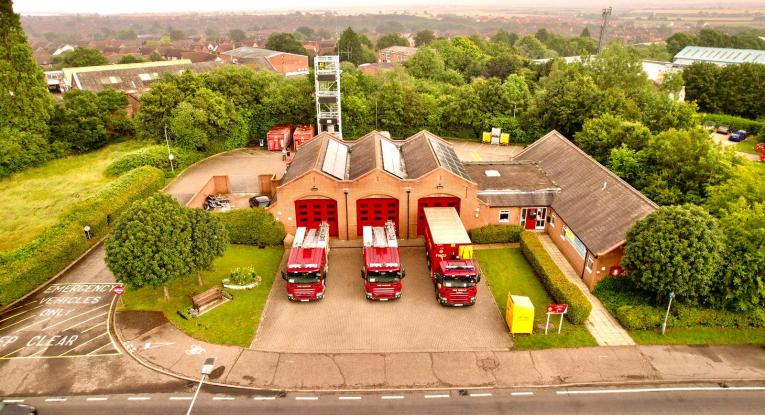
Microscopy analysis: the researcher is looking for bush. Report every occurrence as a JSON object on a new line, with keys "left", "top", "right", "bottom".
{"left": 214, "top": 208, "right": 285, "bottom": 246}
{"left": 519, "top": 232, "right": 592, "bottom": 324}
{"left": 0, "top": 166, "right": 165, "bottom": 307}
{"left": 700, "top": 113, "right": 765, "bottom": 135}
{"left": 0, "top": 128, "right": 53, "bottom": 178}
{"left": 615, "top": 305, "right": 666, "bottom": 330}
{"left": 470, "top": 224, "right": 522, "bottom": 244}
{"left": 105, "top": 145, "right": 203, "bottom": 177}
{"left": 228, "top": 266, "right": 259, "bottom": 286}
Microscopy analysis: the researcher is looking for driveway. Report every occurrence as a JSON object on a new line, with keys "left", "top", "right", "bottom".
{"left": 251, "top": 246, "right": 512, "bottom": 353}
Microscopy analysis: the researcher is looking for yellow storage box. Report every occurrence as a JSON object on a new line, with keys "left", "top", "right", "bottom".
{"left": 482, "top": 132, "right": 492, "bottom": 143}
{"left": 506, "top": 294, "right": 534, "bottom": 334}
{"left": 499, "top": 132, "right": 510, "bottom": 145}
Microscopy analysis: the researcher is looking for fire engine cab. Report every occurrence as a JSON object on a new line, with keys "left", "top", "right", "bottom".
{"left": 361, "top": 221, "right": 405, "bottom": 300}
{"left": 282, "top": 222, "right": 330, "bottom": 302}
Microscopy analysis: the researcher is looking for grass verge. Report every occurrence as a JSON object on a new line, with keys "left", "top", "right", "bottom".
{"left": 735, "top": 136, "right": 762, "bottom": 155}
{"left": 0, "top": 141, "right": 148, "bottom": 252}
{"left": 475, "top": 248, "right": 597, "bottom": 350}
{"left": 631, "top": 327, "right": 765, "bottom": 345}
{"left": 120, "top": 245, "right": 283, "bottom": 347}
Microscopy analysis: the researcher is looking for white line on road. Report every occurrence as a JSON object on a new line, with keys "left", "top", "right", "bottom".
{"left": 127, "top": 396, "right": 151, "bottom": 401}
{"left": 212, "top": 396, "right": 235, "bottom": 401}
{"left": 0, "top": 304, "right": 45, "bottom": 323}
{"left": 469, "top": 393, "right": 493, "bottom": 397}
{"left": 86, "top": 397, "right": 108, "bottom": 401}
{"left": 295, "top": 396, "right": 319, "bottom": 401}
{"left": 169, "top": 396, "right": 192, "bottom": 401}
{"left": 61, "top": 312, "right": 107, "bottom": 332}
{"left": 338, "top": 396, "right": 362, "bottom": 400}
{"left": 381, "top": 395, "right": 405, "bottom": 400}
{"left": 45, "top": 398, "right": 67, "bottom": 402}
{"left": 2, "top": 399, "right": 24, "bottom": 403}
{"left": 424, "top": 394, "right": 450, "bottom": 399}
{"left": 556, "top": 386, "right": 765, "bottom": 395}
{"left": 253, "top": 396, "right": 276, "bottom": 401}
{"left": 512, "top": 392, "right": 535, "bottom": 396}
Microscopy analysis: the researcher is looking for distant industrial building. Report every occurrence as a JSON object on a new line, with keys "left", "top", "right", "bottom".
{"left": 377, "top": 46, "right": 418, "bottom": 64}
{"left": 221, "top": 47, "right": 309, "bottom": 76}
{"left": 672, "top": 46, "right": 765, "bottom": 67}
{"left": 64, "top": 60, "right": 221, "bottom": 93}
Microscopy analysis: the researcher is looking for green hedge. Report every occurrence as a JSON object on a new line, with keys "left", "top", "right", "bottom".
{"left": 470, "top": 224, "right": 522, "bottom": 244}
{"left": 594, "top": 277, "right": 765, "bottom": 330}
{"left": 214, "top": 208, "right": 285, "bottom": 246}
{"left": 105, "top": 145, "right": 203, "bottom": 177}
{"left": 519, "top": 232, "right": 592, "bottom": 324}
{"left": 701, "top": 113, "right": 765, "bottom": 135}
{"left": 0, "top": 166, "right": 165, "bottom": 307}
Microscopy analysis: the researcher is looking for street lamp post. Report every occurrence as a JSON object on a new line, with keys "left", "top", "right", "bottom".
{"left": 164, "top": 124, "right": 175, "bottom": 173}
{"left": 186, "top": 357, "right": 215, "bottom": 415}
{"left": 661, "top": 291, "right": 675, "bottom": 336}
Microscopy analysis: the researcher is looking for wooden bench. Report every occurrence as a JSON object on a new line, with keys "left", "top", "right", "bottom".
{"left": 192, "top": 288, "right": 225, "bottom": 315}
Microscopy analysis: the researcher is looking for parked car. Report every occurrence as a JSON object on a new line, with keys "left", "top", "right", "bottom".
{"left": 729, "top": 130, "right": 748, "bottom": 142}
{"left": 716, "top": 124, "right": 731, "bottom": 134}
{"left": 0, "top": 402, "right": 37, "bottom": 415}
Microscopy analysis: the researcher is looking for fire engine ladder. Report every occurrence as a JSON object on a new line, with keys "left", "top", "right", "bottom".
{"left": 293, "top": 222, "right": 330, "bottom": 249}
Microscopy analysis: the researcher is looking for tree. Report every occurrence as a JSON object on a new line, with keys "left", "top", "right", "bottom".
{"left": 136, "top": 77, "right": 188, "bottom": 140}
{"left": 117, "top": 54, "right": 145, "bottom": 64}
{"left": 105, "top": 193, "right": 194, "bottom": 300}
{"left": 169, "top": 102, "right": 208, "bottom": 150}
{"left": 116, "top": 29, "right": 137, "bottom": 40}
{"left": 608, "top": 144, "right": 644, "bottom": 185}
{"left": 580, "top": 27, "right": 591, "bottom": 38}
{"left": 588, "top": 42, "right": 648, "bottom": 91}
{"left": 187, "top": 208, "right": 228, "bottom": 286}
{"left": 0, "top": 0, "right": 53, "bottom": 136}
{"left": 516, "top": 35, "right": 556, "bottom": 59}
{"left": 717, "top": 200, "right": 765, "bottom": 311}
{"left": 52, "top": 48, "right": 108, "bottom": 68}
{"left": 0, "top": 127, "right": 51, "bottom": 178}
{"left": 49, "top": 90, "right": 109, "bottom": 153}
{"left": 376, "top": 32, "right": 409, "bottom": 50}
{"left": 414, "top": 29, "right": 435, "bottom": 47}
{"left": 376, "top": 21, "right": 404, "bottom": 35}
{"left": 168, "top": 28, "right": 185, "bottom": 41}
{"left": 622, "top": 205, "right": 725, "bottom": 305}
{"left": 705, "top": 163, "right": 765, "bottom": 217}
{"left": 682, "top": 62, "right": 720, "bottom": 113}
{"left": 575, "top": 114, "right": 651, "bottom": 164}
{"left": 265, "top": 32, "right": 307, "bottom": 55}
{"left": 228, "top": 28, "right": 246, "bottom": 42}
{"left": 491, "top": 29, "right": 518, "bottom": 47}
{"left": 485, "top": 52, "right": 524, "bottom": 80}
{"left": 295, "top": 26, "right": 315, "bottom": 40}
{"left": 405, "top": 46, "right": 446, "bottom": 80}
{"left": 666, "top": 32, "right": 697, "bottom": 55}
{"left": 336, "top": 27, "right": 375, "bottom": 65}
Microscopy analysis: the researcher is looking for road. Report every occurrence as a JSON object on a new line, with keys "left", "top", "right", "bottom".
{"left": 5, "top": 385, "right": 764, "bottom": 414}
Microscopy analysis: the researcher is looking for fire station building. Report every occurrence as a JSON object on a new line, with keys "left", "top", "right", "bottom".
{"left": 267, "top": 130, "right": 656, "bottom": 290}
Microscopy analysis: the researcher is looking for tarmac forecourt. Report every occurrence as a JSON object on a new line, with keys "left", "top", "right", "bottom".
{"left": 0, "top": 283, "right": 121, "bottom": 359}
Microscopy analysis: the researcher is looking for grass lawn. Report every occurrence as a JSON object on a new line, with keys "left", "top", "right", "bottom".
{"left": 630, "top": 327, "right": 765, "bottom": 346}
{"left": 475, "top": 248, "right": 597, "bottom": 350}
{"left": 735, "top": 136, "right": 762, "bottom": 155}
{"left": 120, "top": 245, "right": 284, "bottom": 347}
{"left": 0, "top": 140, "right": 148, "bottom": 252}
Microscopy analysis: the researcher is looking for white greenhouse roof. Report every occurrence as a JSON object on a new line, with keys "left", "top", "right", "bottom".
{"left": 673, "top": 46, "right": 765, "bottom": 65}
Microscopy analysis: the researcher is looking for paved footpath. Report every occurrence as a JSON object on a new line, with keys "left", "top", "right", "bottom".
{"left": 538, "top": 235, "right": 636, "bottom": 346}
{"left": 116, "top": 310, "right": 765, "bottom": 391}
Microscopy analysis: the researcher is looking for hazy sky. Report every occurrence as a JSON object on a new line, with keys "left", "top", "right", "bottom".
{"left": 14, "top": 0, "right": 745, "bottom": 15}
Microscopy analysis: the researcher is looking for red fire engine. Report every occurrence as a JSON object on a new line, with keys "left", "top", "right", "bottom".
{"left": 282, "top": 222, "right": 329, "bottom": 302}
{"left": 361, "top": 221, "right": 405, "bottom": 301}
{"left": 422, "top": 207, "right": 480, "bottom": 306}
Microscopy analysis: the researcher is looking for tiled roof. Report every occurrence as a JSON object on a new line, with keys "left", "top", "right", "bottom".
{"left": 380, "top": 45, "right": 418, "bottom": 56}
{"left": 514, "top": 131, "right": 657, "bottom": 255}
{"left": 71, "top": 61, "right": 222, "bottom": 93}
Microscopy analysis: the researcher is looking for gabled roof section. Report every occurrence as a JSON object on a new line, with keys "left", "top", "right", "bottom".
{"left": 348, "top": 132, "right": 381, "bottom": 180}
{"left": 515, "top": 131, "right": 658, "bottom": 255}
{"left": 400, "top": 132, "right": 439, "bottom": 179}
{"left": 279, "top": 132, "right": 329, "bottom": 184}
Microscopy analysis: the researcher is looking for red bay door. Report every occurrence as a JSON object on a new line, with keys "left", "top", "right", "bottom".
{"left": 417, "top": 197, "right": 461, "bottom": 235}
{"left": 295, "top": 198, "right": 339, "bottom": 236}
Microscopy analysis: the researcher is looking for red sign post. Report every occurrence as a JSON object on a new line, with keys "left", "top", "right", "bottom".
{"left": 112, "top": 285, "right": 125, "bottom": 306}
{"left": 545, "top": 303, "right": 568, "bottom": 335}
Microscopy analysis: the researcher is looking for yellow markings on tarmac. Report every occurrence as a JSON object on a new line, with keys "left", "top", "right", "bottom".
{"left": 1, "top": 345, "right": 26, "bottom": 359}
{"left": 82, "top": 321, "right": 106, "bottom": 334}
{"left": 61, "top": 312, "right": 107, "bottom": 332}
{"left": 0, "top": 315, "right": 40, "bottom": 331}
{"left": 86, "top": 340, "right": 115, "bottom": 356}
{"left": 472, "top": 152, "right": 482, "bottom": 161}
{"left": 58, "top": 332, "right": 108, "bottom": 357}
{"left": 0, "top": 304, "right": 45, "bottom": 324}
{"left": 41, "top": 303, "right": 111, "bottom": 332}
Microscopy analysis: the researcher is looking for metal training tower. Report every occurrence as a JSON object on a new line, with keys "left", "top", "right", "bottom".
{"left": 314, "top": 55, "right": 342, "bottom": 138}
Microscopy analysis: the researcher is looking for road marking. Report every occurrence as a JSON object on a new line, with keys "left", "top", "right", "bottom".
{"left": 381, "top": 395, "right": 405, "bottom": 400}
{"left": 212, "top": 396, "right": 235, "bottom": 401}
{"left": 424, "top": 394, "right": 450, "bottom": 399}
{"left": 45, "top": 398, "right": 67, "bottom": 402}
{"left": 86, "top": 397, "right": 108, "bottom": 401}
{"left": 58, "top": 332, "right": 108, "bottom": 356}
{"left": 0, "top": 301, "right": 38, "bottom": 314}
{"left": 127, "top": 396, "right": 151, "bottom": 401}
{"left": 82, "top": 321, "right": 106, "bottom": 334}
{"left": 0, "top": 315, "right": 40, "bottom": 331}
{"left": 253, "top": 396, "right": 276, "bottom": 401}
{"left": 169, "top": 396, "right": 192, "bottom": 401}
{"left": 2, "top": 399, "right": 24, "bottom": 403}
{"left": 86, "top": 340, "right": 116, "bottom": 356}
{"left": 512, "top": 392, "right": 535, "bottom": 396}
{"left": 338, "top": 396, "right": 362, "bottom": 400}
{"left": 61, "top": 312, "right": 107, "bottom": 332}
{"left": 295, "top": 396, "right": 319, "bottom": 401}
{"left": 0, "top": 346, "right": 26, "bottom": 359}
{"left": 469, "top": 392, "right": 492, "bottom": 397}
{"left": 556, "top": 386, "right": 765, "bottom": 395}
{"left": 42, "top": 303, "right": 111, "bottom": 332}
{"left": 0, "top": 304, "right": 45, "bottom": 323}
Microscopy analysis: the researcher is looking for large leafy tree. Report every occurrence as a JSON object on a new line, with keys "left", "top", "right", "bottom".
{"left": 682, "top": 62, "right": 720, "bottom": 113}
{"left": 105, "top": 194, "right": 193, "bottom": 300}
{"left": 336, "top": 27, "right": 375, "bottom": 65}
{"left": 705, "top": 163, "right": 765, "bottom": 217}
{"left": 516, "top": 35, "right": 556, "bottom": 59}
{"left": 187, "top": 208, "right": 228, "bottom": 286}
{"left": 0, "top": 0, "right": 53, "bottom": 136}
{"left": 265, "top": 32, "right": 307, "bottom": 55}
{"left": 0, "top": 127, "right": 52, "bottom": 177}
{"left": 228, "top": 29, "right": 246, "bottom": 42}
{"left": 414, "top": 29, "right": 435, "bottom": 47}
{"left": 717, "top": 200, "right": 765, "bottom": 311}
{"left": 575, "top": 114, "right": 651, "bottom": 164}
{"left": 169, "top": 102, "right": 208, "bottom": 151}
{"left": 376, "top": 33, "right": 409, "bottom": 50}
{"left": 52, "top": 48, "right": 108, "bottom": 68}
{"left": 623, "top": 205, "right": 725, "bottom": 305}
{"left": 49, "top": 90, "right": 109, "bottom": 153}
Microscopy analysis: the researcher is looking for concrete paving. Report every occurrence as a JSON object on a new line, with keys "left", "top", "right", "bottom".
{"left": 538, "top": 235, "right": 635, "bottom": 346}
{"left": 446, "top": 139, "right": 524, "bottom": 162}
{"left": 251, "top": 246, "right": 512, "bottom": 353}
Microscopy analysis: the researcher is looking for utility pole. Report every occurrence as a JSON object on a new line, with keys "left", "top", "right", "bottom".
{"left": 597, "top": 6, "right": 613, "bottom": 53}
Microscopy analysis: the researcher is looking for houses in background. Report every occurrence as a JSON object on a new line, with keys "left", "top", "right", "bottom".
{"left": 221, "top": 47, "right": 310, "bottom": 76}
{"left": 377, "top": 45, "right": 418, "bottom": 64}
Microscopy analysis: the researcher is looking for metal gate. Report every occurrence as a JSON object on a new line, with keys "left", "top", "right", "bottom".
{"left": 295, "top": 198, "right": 339, "bottom": 236}
{"left": 356, "top": 197, "right": 399, "bottom": 235}
{"left": 416, "top": 196, "right": 461, "bottom": 235}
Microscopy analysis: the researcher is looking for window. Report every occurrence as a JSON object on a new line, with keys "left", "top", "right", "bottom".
{"left": 585, "top": 255, "right": 594, "bottom": 273}
{"left": 499, "top": 210, "right": 510, "bottom": 223}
